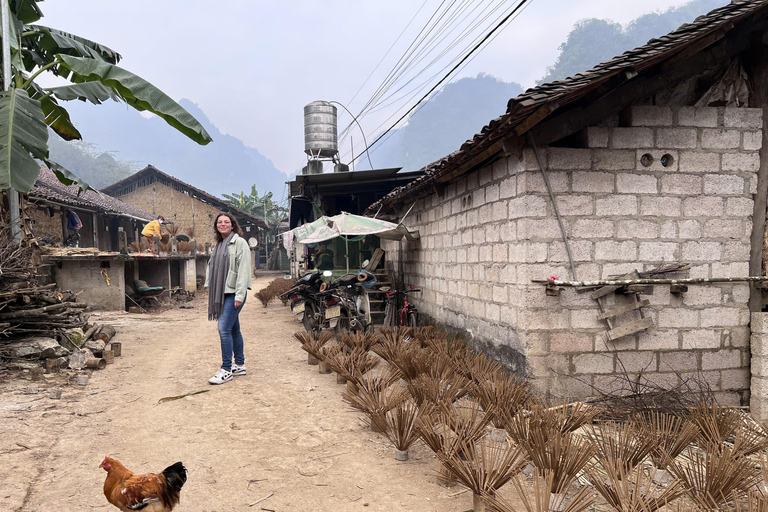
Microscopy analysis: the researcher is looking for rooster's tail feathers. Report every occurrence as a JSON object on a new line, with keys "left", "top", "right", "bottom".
{"left": 160, "top": 462, "right": 187, "bottom": 508}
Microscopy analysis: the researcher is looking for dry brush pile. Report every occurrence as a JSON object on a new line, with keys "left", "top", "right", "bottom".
{"left": 291, "top": 326, "right": 768, "bottom": 512}
{"left": 255, "top": 277, "right": 297, "bottom": 307}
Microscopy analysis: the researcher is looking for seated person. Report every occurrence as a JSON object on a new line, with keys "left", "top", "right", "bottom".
{"left": 315, "top": 243, "right": 334, "bottom": 271}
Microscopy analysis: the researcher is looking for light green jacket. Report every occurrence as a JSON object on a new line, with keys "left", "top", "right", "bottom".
{"left": 205, "top": 233, "right": 253, "bottom": 302}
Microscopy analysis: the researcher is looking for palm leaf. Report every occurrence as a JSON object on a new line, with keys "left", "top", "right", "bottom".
{"left": 27, "top": 83, "right": 81, "bottom": 140}
{"left": 29, "top": 25, "right": 121, "bottom": 63}
{"left": 46, "top": 82, "right": 120, "bottom": 104}
{"left": 11, "top": 0, "right": 43, "bottom": 23}
{"left": 57, "top": 55, "right": 212, "bottom": 145}
{"left": 0, "top": 88, "right": 48, "bottom": 193}
{"left": 44, "top": 158, "right": 89, "bottom": 192}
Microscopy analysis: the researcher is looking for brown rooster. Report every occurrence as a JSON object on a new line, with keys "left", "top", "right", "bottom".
{"left": 100, "top": 456, "right": 187, "bottom": 511}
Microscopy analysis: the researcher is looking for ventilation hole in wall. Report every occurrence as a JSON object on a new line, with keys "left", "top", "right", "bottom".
{"left": 640, "top": 153, "right": 654, "bottom": 167}
{"left": 100, "top": 261, "right": 110, "bottom": 268}
{"left": 660, "top": 153, "right": 675, "bottom": 167}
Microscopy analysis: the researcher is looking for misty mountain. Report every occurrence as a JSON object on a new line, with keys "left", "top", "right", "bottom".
{"left": 48, "top": 99, "right": 289, "bottom": 199}
{"left": 363, "top": 74, "right": 523, "bottom": 172}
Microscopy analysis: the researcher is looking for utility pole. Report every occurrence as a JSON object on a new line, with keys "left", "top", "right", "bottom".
{"left": 1, "top": 0, "right": 21, "bottom": 243}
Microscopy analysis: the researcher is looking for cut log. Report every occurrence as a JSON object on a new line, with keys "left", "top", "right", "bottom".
{"left": 83, "top": 325, "right": 97, "bottom": 341}
{"left": 0, "top": 302, "right": 86, "bottom": 319}
{"left": 95, "top": 325, "right": 116, "bottom": 342}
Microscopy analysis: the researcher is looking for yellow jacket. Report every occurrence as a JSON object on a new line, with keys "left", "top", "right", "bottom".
{"left": 141, "top": 220, "right": 162, "bottom": 237}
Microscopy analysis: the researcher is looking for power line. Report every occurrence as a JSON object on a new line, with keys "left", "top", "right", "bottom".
{"left": 346, "top": 0, "right": 531, "bottom": 166}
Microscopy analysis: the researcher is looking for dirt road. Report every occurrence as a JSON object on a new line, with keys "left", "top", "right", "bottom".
{"left": 0, "top": 274, "right": 477, "bottom": 512}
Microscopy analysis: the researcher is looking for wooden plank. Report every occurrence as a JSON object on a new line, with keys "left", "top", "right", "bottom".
{"left": 598, "top": 299, "right": 650, "bottom": 320}
{"left": 365, "top": 248, "right": 384, "bottom": 271}
{"left": 591, "top": 285, "right": 622, "bottom": 300}
{"left": 607, "top": 317, "right": 655, "bottom": 341}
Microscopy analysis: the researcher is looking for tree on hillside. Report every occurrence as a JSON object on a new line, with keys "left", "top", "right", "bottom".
{"left": 538, "top": 0, "right": 727, "bottom": 84}
{"left": 0, "top": 0, "right": 212, "bottom": 194}
{"left": 223, "top": 185, "right": 287, "bottom": 227}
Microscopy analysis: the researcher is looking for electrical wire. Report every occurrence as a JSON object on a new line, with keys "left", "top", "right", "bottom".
{"left": 344, "top": 0, "right": 531, "bottom": 166}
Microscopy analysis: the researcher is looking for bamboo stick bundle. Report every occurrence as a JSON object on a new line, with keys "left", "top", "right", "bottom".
{"left": 407, "top": 371, "right": 470, "bottom": 408}
{"left": 452, "top": 351, "right": 503, "bottom": 383}
{"left": 436, "top": 437, "right": 529, "bottom": 512}
{"left": 634, "top": 411, "right": 699, "bottom": 472}
{"left": 666, "top": 445, "right": 762, "bottom": 511}
{"left": 338, "top": 330, "right": 379, "bottom": 352}
{"left": 690, "top": 402, "right": 743, "bottom": 449}
{"left": 293, "top": 330, "right": 334, "bottom": 361}
{"left": 470, "top": 370, "right": 531, "bottom": 429}
{"left": 586, "top": 421, "right": 656, "bottom": 473}
{"left": 586, "top": 461, "right": 687, "bottom": 512}
{"left": 322, "top": 345, "right": 379, "bottom": 383}
{"left": 381, "top": 399, "right": 421, "bottom": 460}
{"left": 483, "top": 470, "right": 594, "bottom": 512}
{"left": 345, "top": 373, "right": 411, "bottom": 433}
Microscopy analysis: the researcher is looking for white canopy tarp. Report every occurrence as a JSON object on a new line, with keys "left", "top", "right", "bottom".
{"left": 298, "top": 212, "right": 419, "bottom": 244}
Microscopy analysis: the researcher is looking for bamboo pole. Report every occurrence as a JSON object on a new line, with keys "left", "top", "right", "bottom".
{"left": 532, "top": 276, "right": 768, "bottom": 287}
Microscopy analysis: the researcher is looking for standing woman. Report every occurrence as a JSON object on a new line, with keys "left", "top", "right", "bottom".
{"left": 205, "top": 213, "right": 252, "bottom": 384}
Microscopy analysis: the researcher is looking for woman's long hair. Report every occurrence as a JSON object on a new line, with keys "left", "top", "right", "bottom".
{"left": 213, "top": 212, "right": 243, "bottom": 243}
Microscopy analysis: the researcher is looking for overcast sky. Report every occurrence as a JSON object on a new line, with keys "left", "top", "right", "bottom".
{"left": 41, "top": 0, "right": 714, "bottom": 174}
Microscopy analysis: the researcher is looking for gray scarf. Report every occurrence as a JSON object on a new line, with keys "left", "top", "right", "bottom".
{"left": 208, "top": 232, "right": 234, "bottom": 320}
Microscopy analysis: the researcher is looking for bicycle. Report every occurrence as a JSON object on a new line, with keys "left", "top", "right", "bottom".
{"left": 383, "top": 287, "right": 421, "bottom": 327}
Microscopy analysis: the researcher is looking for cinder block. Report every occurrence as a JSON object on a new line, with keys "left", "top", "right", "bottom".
{"left": 499, "top": 176, "right": 517, "bottom": 199}
{"left": 486, "top": 303, "right": 501, "bottom": 323}
{"left": 639, "top": 241, "right": 678, "bottom": 261}
{"left": 518, "top": 309, "right": 569, "bottom": 330}
{"left": 749, "top": 376, "right": 768, "bottom": 422}
{"left": 547, "top": 147, "right": 592, "bottom": 170}
{"left": 722, "top": 152, "right": 760, "bottom": 172}
{"left": 630, "top": 106, "right": 673, "bottom": 126}
{"left": 617, "top": 173, "right": 658, "bottom": 194}
{"left": 682, "top": 241, "right": 722, "bottom": 261}
{"left": 722, "top": 241, "right": 749, "bottom": 262}
{"left": 586, "top": 127, "right": 610, "bottom": 148}
{"left": 678, "top": 106, "right": 719, "bottom": 127}
{"left": 572, "top": 171, "right": 614, "bottom": 193}
{"left": 743, "top": 131, "right": 762, "bottom": 151}
{"left": 701, "top": 129, "right": 741, "bottom": 149}
{"left": 721, "top": 368, "right": 750, "bottom": 391}
{"left": 615, "top": 351, "right": 657, "bottom": 373}
{"left": 702, "top": 219, "right": 743, "bottom": 239}
{"left": 723, "top": 108, "right": 762, "bottom": 129}
{"left": 659, "top": 308, "right": 699, "bottom": 328}
{"left": 702, "top": 349, "right": 742, "bottom": 370}
{"left": 492, "top": 159, "right": 509, "bottom": 181}
{"left": 659, "top": 351, "right": 698, "bottom": 372}
{"left": 655, "top": 127, "right": 697, "bottom": 149}
{"left": 751, "top": 312, "right": 768, "bottom": 334}
{"left": 485, "top": 183, "right": 500, "bottom": 203}
{"left": 595, "top": 195, "right": 638, "bottom": 216}
{"left": 700, "top": 306, "right": 744, "bottom": 327}
{"left": 678, "top": 151, "right": 720, "bottom": 173}
{"left": 678, "top": 220, "right": 702, "bottom": 239}
{"left": 573, "top": 353, "right": 614, "bottom": 375}
{"left": 682, "top": 196, "right": 724, "bottom": 217}
{"left": 704, "top": 174, "right": 746, "bottom": 195}
{"left": 618, "top": 220, "right": 659, "bottom": 239}
{"left": 517, "top": 170, "right": 568, "bottom": 194}
{"left": 508, "top": 195, "right": 548, "bottom": 219}
{"left": 492, "top": 244, "right": 508, "bottom": 263}
{"left": 550, "top": 332, "right": 594, "bottom": 353}
{"left": 661, "top": 174, "right": 702, "bottom": 195}
{"left": 517, "top": 218, "right": 562, "bottom": 241}
{"left": 682, "top": 285, "right": 723, "bottom": 306}
{"left": 640, "top": 196, "right": 682, "bottom": 217}
{"left": 640, "top": 330, "right": 680, "bottom": 350}
{"left": 611, "top": 127, "right": 654, "bottom": 149}
{"left": 555, "top": 195, "right": 593, "bottom": 216}
{"left": 660, "top": 220, "right": 677, "bottom": 238}
{"left": 595, "top": 240, "right": 637, "bottom": 261}
{"left": 593, "top": 149, "right": 636, "bottom": 170}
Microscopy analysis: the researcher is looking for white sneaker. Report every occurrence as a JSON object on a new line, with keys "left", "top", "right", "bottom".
{"left": 231, "top": 364, "right": 246, "bottom": 376}
{"left": 209, "top": 369, "right": 233, "bottom": 385}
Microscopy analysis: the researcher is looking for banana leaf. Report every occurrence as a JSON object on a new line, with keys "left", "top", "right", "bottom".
{"left": 58, "top": 55, "right": 212, "bottom": 145}
{"left": 0, "top": 88, "right": 48, "bottom": 193}
{"left": 46, "top": 81, "right": 120, "bottom": 104}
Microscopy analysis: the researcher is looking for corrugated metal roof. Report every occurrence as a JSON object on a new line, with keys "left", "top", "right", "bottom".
{"left": 368, "top": 0, "right": 768, "bottom": 213}
{"left": 29, "top": 167, "right": 154, "bottom": 221}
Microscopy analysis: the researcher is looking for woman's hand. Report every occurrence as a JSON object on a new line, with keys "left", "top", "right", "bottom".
{"left": 235, "top": 300, "right": 243, "bottom": 308}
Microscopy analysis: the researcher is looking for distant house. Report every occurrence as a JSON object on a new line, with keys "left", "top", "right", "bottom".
{"left": 27, "top": 167, "right": 153, "bottom": 250}
{"left": 368, "top": 1, "right": 768, "bottom": 415}
{"left": 102, "top": 165, "right": 268, "bottom": 246}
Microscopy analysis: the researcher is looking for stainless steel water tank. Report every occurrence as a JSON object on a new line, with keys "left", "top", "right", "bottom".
{"left": 304, "top": 101, "right": 338, "bottom": 158}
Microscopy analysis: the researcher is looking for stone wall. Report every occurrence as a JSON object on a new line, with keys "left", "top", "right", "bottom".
{"left": 117, "top": 183, "right": 220, "bottom": 245}
{"left": 383, "top": 105, "right": 759, "bottom": 404}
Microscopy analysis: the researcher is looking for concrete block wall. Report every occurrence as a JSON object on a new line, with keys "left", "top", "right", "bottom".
{"left": 383, "top": 105, "right": 760, "bottom": 402}
{"left": 751, "top": 312, "right": 768, "bottom": 421}
{"left": 55, "top": 259, "right": 126, "bottom": 311}
{"left": 27, "top": 204, "right": 64, "bottom": 240}
{"left": 117, "top": 183, "right": 220, "bottom": 245}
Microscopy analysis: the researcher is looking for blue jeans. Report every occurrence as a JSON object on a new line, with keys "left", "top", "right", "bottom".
{"left": 218, "top": 293, "right": 246, "bottom": 371}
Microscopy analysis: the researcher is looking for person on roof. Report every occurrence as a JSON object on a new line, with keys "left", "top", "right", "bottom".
{"left": 141, "top": 216, "right": 165, "bottom": 252}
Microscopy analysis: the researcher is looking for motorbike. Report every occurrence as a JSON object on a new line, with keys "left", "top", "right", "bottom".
{"left": 279, "top": 272, "right": 323, "bottom": 332}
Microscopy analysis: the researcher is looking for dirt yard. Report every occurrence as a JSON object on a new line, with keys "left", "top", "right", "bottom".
{"left": 0, "top": 273, "right": 483, "bottom": 512}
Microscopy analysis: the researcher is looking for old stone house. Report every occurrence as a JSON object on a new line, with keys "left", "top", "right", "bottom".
{"left": 101, "top": 165, "right": 267, "bottom": 247}
{"left": 368, "top": 0, "right": 768, "bottom": 414}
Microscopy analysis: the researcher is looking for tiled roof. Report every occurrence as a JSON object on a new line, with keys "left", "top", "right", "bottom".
{"left": 101, "top": 165, "right": 268, "bottom": 230}
{"left": 368, "top": 0, "right": 768, "bottom": 213}
{"left": 29, "top": 167, "right": 154, "bottom": 221}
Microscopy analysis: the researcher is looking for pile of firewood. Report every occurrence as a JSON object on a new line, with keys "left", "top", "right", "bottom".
{"left": 0, "top": 226, "right": 91, "bottom": 365}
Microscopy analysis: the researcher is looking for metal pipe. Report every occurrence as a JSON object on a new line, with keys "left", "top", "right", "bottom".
{"left": 532, "top": 276, "right": 768, "bottom": 287}
{"left": 527, "top": 133, "right": 576, "bottom": 280}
